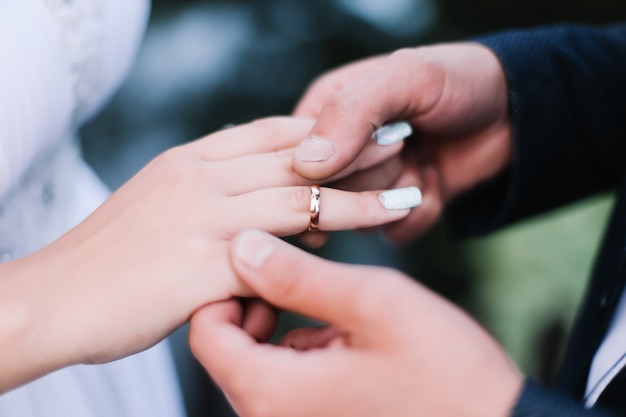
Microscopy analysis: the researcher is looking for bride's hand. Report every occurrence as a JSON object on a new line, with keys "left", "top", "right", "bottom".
{"left": 0, "top": 117, "right": 419, "bottom": 392}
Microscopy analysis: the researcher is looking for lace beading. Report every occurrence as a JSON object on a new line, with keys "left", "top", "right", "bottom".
{"left": 0, "top": 0, "right": 105, "bottom": 261}
{"left": 44, "top": 0, "right": 103, "bottom": 123}
{"left": 0, "top": 139, "right": 91, "bottom": 260}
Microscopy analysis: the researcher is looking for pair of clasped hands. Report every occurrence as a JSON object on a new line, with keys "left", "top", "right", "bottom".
{"left": 1, "top": 43, "right": 522, "bottom": 416}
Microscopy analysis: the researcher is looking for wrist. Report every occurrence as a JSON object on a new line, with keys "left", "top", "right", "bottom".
{"left": 0, "top": 254, "right": 70, "bottom": 392}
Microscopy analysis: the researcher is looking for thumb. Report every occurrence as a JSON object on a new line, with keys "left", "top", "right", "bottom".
{"left": 293, "top": 49, "right": 441, "bottom": 180}
{"left": 230, "top": 230, "right": 408, "bottom": 332}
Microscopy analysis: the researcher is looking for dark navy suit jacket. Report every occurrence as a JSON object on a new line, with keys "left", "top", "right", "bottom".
{"left": 446, "top": 24, "right": 626, "bottom": 416}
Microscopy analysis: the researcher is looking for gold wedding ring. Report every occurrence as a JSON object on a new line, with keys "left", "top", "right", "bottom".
{"left": 308, "top": 184, "right": 320, "bottom": 232}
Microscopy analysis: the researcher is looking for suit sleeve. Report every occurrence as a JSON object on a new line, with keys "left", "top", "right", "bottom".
{"left": 512, "top": 380, "right": 619, "bottom": 417}
{"left": 445, "top": 24, "right": 626, "bottom": 237}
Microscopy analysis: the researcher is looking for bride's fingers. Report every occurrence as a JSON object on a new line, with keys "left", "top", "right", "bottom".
{"left": 297, "top": 230, "right": 330, "bottom": 249}
{"left": 241, "top": 299, "right": 280, "bottom": 343}
{"left": 297, "top": 155, "right": 405, "bottom": 249}
{"left": 209, "top": 143, "right": 404, "bottom": 196}
{"left": 383, "top": 165, "right": 442, "bottom": 243}
{"left": 278, "top": 325, "right": 345, "bottom": 350}
{"left": 323, "top": 140, "right": 404, "bottom": 184}
{"left": 218, "top": 186, "right": 422, "bottom": 237}
{"left": 328, "top": 156, "right": 404, "bottom": 192}
{"left": 187, "top": 117, "right": 315, "bottom": 161}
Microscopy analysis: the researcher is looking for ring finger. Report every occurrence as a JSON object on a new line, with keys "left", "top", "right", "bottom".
{"left": 216, "top": 185, "right": 422, "bottom": 237}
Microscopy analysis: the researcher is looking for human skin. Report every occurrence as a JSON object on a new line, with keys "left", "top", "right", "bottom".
{"left": 187, "top": 42, "right": 524, "bottom": 417}
{"left": 294, "top": 42, "right": 513, "bottom": 243}
{"left": 0, "top": 117, "right": 412, "bottom": 393}
{"left": 190, "top": 230, "right": 523, "bottom": 417}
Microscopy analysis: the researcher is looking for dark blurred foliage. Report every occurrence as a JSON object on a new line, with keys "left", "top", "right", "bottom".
{"left": 80, "top": 1, "right": 626, "bottom": 415}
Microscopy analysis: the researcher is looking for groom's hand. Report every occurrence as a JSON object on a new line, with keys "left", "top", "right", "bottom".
{"left": 293, "top": 43, "right": 512, "bottom": 242}
{"left": 189, "top": 230, "right": 522, "bottom": 417}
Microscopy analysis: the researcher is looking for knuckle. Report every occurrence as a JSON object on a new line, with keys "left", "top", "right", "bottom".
{"left": 323, "top": 88, "right": 360, "bottom": 118}
{"left": 154, "top": 152, "right": 205, "bottom": 189}
{"left": 294, "top": 184, "right": 312, "bottom": 205}
{"left": 388, "top": 47, "right": 444, "bottom": 85}
{"left": 290, "top": 186, "right": 311, "bottom": 223}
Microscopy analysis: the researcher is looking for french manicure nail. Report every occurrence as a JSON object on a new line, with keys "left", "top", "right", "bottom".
{"left": 235, "top": 230, "right": 278, "bottom": 269}
{"left": 378, "top": 187, "right": 422, "bottom": 210}
{"left": 295, "top": 136, "right": 334, "bottom": 162}
{"left": 371, "top": 121, "right": 413, "bottom": 146}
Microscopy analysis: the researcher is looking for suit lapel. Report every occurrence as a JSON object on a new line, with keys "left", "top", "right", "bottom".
{"left": 557, "top": 185, "right": 626, "bottom": 403}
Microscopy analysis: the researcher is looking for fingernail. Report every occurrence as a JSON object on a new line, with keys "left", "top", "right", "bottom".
{"left": 378, "top": 187, "right": 422, "bottom": 210}
{"left": 235, "top": 230, "right": 278, "bottom": 269}
{"left": 371, "top": 121, "right": 413, "bottom": 146}
{"left": 295, "top": 136, "right": 334, "bottom": 162}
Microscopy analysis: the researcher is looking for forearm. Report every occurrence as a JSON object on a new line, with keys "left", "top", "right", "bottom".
{"left": 512, "top": 380, "right": 618, "bottom": 417}
{"left": 447, "top": 23, "right": 626, "bottom": 236}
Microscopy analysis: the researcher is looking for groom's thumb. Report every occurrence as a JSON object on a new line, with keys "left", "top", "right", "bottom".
{"left": 230, "top": 230, "right": 402, "bottom": 331}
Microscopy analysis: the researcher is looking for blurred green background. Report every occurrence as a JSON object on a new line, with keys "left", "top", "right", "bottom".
{"left": 80, "top": 1, "right": 626, "bottom": 415}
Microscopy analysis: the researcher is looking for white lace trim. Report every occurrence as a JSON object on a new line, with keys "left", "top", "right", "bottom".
{"left": 44, "top": 0, "right": 103, "bottom": 123}
{"left": 0, "top": 137, "right": 110, "bottom": 261}
{"left": 0, "top": 0, "right": 108, "bottom": 261}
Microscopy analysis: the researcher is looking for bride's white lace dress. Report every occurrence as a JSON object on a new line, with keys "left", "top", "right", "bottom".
{"left": 0, "top": 1, "right": 185, "bottom": 415}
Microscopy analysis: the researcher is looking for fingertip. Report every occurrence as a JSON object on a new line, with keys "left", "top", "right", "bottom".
{"left": 234, "top": 231, "right": 396, "bottom": 330}
{"left": 231, "top": 231, "right": 308, "bottom": 297}
{"left": 189, "top": 303, "right": 274, "bottom": 394}
{"left": 232, "top": 230, "right": 281, "bottom": 271}
{"left": 381, "top": 166, "right": 443, "bottom": 242}
{"left": 377, "top": 186, "right": 422, "bottom": 210}
{"left": 294, "top": 122, "right": 412, "bottom": 181}
{"left": 297, "top": 231, "right": 329, "bottom": 249}
{"left": 371, "top": 121, "right": 413, "bottom": 146}
{"left": 191, "top": 300, "right": 242, "bottom": 329}
{"left": 278, "top": 326, "right": 345, "bottom": 351}
{"left": 189, "top": 301, "right": 243, "bottom": 364}
{"left": 242, "top": 299, "right": 280, "bottom": 343}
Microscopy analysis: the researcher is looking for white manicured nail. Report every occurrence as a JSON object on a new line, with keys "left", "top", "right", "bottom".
{"left": 378, "top": 187, "right": 422, "bottom": 210}
{"left": 371, "top": 122, "right": 413, "bottom": 145}
{"left": 235, "top": 230, "right": 278, "bottom": 269}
